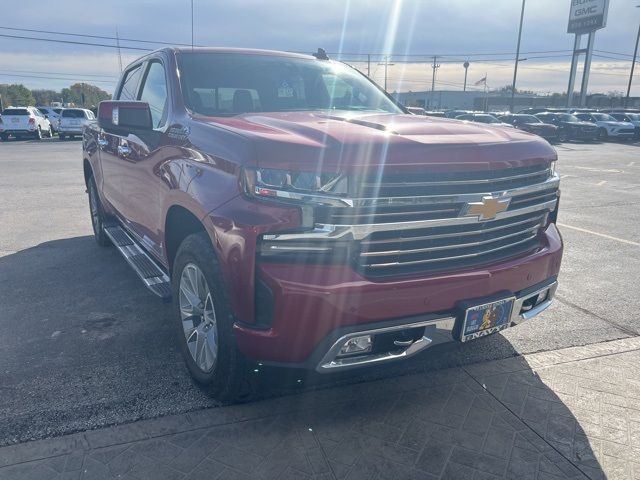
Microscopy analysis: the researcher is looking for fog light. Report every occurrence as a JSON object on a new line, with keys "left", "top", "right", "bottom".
{"left": 338, "top": 335, "right": 372, "bottom": 357}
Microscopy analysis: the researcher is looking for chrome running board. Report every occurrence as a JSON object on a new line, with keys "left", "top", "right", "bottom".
{"left": 104, "top": 225, "right": 172, "bottom": 301}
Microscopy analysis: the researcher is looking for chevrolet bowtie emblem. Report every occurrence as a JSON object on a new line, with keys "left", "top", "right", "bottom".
{"left": 463, "top": 196, "right": 511, "bottom": 220}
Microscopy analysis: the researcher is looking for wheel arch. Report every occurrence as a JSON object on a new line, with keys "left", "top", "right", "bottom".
{"left": 164, "top": 205, "right": 212, "bottom": 272}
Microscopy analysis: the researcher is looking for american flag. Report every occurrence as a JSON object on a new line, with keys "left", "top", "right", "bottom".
{"left": 474, "top": 76, "right": 487, "bottom": 86}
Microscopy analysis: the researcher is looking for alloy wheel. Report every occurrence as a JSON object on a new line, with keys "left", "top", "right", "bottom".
{"left": 179, "top": 263, "right": 218, "bottom": 373}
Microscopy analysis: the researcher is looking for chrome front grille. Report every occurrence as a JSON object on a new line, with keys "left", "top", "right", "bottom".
{"left": 357, "top": 211, "right": 546, "bottom": 275}
{"left": 260, "top": 162, "right": 559, "bottom": 277}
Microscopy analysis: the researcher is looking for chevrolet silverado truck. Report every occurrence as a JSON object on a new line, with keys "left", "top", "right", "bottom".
{"left": 83, "top": 48, "right": 563, "bottom": 401}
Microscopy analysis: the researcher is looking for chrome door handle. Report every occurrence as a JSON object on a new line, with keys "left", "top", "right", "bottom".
{"left": 97, "top": 138, "right": 108, "bottom": 148}
{"left": 117, "top": 145, "right": 131, "bottom": 157}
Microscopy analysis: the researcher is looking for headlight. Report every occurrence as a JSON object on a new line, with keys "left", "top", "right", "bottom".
{"left": 242, "top": 167, "right": 349, "bottom": 205}
{"left": 550, "top": 161, "right": 556, "bottom": 176}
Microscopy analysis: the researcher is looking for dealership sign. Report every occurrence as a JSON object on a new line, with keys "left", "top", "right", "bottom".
{"left": 567, "top": 0, "right": 609, "bottom": 34}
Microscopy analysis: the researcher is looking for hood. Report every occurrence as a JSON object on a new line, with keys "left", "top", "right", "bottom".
{"left": 198, "top": 111, "right": 556, "bottom": 173}
{"left": 562, "top": 121, "right": 597, "bottom": 128}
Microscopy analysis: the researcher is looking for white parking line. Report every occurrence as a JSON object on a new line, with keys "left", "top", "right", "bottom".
{"left": 557, "top": 223, "right": 640, "bottom": 247}
{"left": 596, "top": 180, "right": 607, "bottom": 186}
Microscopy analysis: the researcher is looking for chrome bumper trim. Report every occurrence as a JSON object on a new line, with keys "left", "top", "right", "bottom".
{"left": 316, "top": 281, "right": 558, "bottom": 372}
{"left": 316, "top": 316, "right": 457, "bottom": 372}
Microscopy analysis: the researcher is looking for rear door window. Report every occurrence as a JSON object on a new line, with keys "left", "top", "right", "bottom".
{"left": 138, "top": 61, "right": 169, "bottom": 128}
{"left": 2, "top": 109, "right": 29, "bottom": 115}
{"left": 118, "top": 64, "right": 143, "bottom": 101}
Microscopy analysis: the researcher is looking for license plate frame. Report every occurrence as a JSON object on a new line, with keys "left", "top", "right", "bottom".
{"left": 460, "top": 296, "right": 515, "bottom": 342}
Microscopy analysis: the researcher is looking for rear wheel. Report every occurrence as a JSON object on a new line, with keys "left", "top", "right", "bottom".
{"left": 87, "top": 176, "right": 111, "bottom": 247}
{"left": 172, "top": 232, "right": 248, "bottom": 403}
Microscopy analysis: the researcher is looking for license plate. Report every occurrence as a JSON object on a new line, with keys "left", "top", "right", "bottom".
{"left": 11, "top": 118, "right": 19, "bottom": 123}
{"left": 71, "top": 120, "right": 80, "bottom": 125}
{"left": 460, "top": 297, "right": 515, "bottom": 342}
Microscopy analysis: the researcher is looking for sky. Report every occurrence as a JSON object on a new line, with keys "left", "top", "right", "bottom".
{"left": 0, "top": 0, "right": 639, "bottom": 96}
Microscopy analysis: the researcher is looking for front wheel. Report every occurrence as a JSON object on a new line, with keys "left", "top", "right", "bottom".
{"left": 172, "top": 232, "right": 248, "bottom": 403}
{"left": 87, "top": 176, "right": 111, "bottom": 247}
{"left": 598, "top": 128, "right": 608, "bottom": 141}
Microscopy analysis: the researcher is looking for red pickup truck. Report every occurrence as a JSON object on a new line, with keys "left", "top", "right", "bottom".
{"left": 83, "top": 48, "right": 562, "bottom": 401}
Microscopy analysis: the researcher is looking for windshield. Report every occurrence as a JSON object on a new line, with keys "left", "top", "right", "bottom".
{"left": 2, "top": 108, "right": 29, "bottom": 115}
{"left": 62, "top": 109, "right": 86, "bottom": 118}
{"left": 518, "top": 115, "right": 541, "bottom": 123}
{"left": 176, "top": 53, "right": 402, "bottom": 116}
{"left": 592, "top": 113, "right": 615, "bottom": 121}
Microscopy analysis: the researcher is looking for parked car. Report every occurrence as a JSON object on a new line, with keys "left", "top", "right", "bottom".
{"left": 405, "top": 106, "right": 426, "bottom": 115}
{"left": 456, "top": 113, "right": 514, "bottom": 128}
{"left": 423, "top": 111, "right": 446, "bottom": 118}
{"left": 574, "top": 112, "right": 636, "bottom": 141}
{"left": 58, "top": 108, "right": 95, "bottom": 140}
{"left": 84, "top": 47, "right": 562, "bottom": 402}
{"left": 36, "top": 106, "right": 64, "bottom": 132}
{"left": 609, "top": 112, "right": 640, "bottom": 138}
{"left": 444, "top": 109, "right": 472, "bottom": 118}
{"left": 498, "top": 114, "right": 559, "bottom": 141}
{"left": 534, "top": 112, "right": 599, "bottom": 142}
{"left": 0, "top": 106, "right": 53, "bottom": 140}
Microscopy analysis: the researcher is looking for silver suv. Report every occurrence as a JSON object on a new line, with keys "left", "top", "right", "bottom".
{"left": 58, "top": 108, "right": 95, "bottom": 140}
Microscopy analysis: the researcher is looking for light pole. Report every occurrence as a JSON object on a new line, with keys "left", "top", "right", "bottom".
{"left": 377, "top": 56, "right": 395, "bottom": 91}
{"left": 463, "top": 61, "right": 470, "bottom": 91}
{"left": 625, "top": 5, "right": 640, "bottom": 108}
{"left": 510, "top": 0, "right": 526, "bottom": 113}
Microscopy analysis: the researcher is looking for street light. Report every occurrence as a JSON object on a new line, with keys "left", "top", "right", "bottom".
{"left": 624, "top": 5, "right": 640, "bottom": 108}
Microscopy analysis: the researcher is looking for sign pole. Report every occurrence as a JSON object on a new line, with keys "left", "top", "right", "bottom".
{"left": 566, "top": 34, "right": 580, "bottom": 107}
{"left": 579, "top": 31, "right": 595, "bottom": 107}
{"left": 625, "top": 20, "right": 640, "bottom": 108}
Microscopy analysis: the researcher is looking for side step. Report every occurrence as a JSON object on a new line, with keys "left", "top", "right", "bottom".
{"left": 104, "top": 225, "right": 172, "bottom": 302}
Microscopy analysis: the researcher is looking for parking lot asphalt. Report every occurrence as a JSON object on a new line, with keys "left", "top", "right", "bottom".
{"left": 0, "top": 137, "right": 639, "bottom": 447}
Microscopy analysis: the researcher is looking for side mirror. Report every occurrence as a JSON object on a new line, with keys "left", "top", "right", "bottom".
{"left": 98, "top": 101, "right": 152, "bottom": 134}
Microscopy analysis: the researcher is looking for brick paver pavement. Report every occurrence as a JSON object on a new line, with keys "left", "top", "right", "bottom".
{"left": 3, "top": 337, "right": 640, "bottom": 480}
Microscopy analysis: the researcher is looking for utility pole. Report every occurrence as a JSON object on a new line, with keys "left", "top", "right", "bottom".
{"left": 625, "top": 6, "right": 640, "bottom": 108}
{"left": 510, "top": 0, "right": 526, "bottom": 113}
{"left": 430, "top": 56, "right": 440, "bottom": 108}
{"left": 367, "top": 54, "right": 371, "bottom": 77}
{"left": 115, "top": 27, "right": 123, "bottom": 73}
{"left": 377, "top": 56, "right": 395, "bottom": 91}
{"left": 463, "top": 61, "right": 469, "bottom": 92}
{"left": 191, "top": 0, "right": 194, "bottom": 50}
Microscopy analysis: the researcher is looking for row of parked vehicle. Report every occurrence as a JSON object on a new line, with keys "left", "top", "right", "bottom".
{"left": 412, "top": 107, "right": 640, "bottom": 143}
{"left": 0, "top": 106, "right": 96, "bottom": 141}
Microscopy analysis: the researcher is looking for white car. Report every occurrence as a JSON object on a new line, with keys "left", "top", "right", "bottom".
{"left": 456, "top": 113, "right": 515, "bottom": 128}
{"left": 574, "top": 112, "right": 636, "bottom": 140}
{"left": 36, "top": 106, "right": 64, "bottom": 132}
{"left": 609, "top": 112, "right": 640, "bottom": 139}
{"left": 58, "top": 108, "right": 95, "bottom": 140}
{"left": 0, "top": 106, "right": 53, "bottom": 140}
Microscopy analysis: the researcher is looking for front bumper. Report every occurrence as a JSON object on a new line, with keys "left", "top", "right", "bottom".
{"left": 233, "top": 223, "right": 563, "bottom": 369}
{"left": 58, "top": 127, "right": 84, "bottom": 134}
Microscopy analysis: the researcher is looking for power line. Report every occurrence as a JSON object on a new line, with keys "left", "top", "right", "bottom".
{"left": 0, "top": 25, "right": 191, "bottom": 47}
{"left": 0, "top": 33, "right": 152, "bottom": 51}
{"left": 0, "top": 69, "right": 118, "bottom": 78}
{"left": 0, "top": 72, "right": 117, "bottom": 83}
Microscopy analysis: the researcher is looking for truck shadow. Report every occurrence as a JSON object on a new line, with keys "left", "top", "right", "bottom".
{"left": 0, "top": 236, "right": 605, "bottom": 478}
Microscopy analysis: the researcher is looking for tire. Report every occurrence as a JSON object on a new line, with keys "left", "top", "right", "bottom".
{"left": 47, "top": 126, "right": 53, "bottom": 138}
{"left": 598, "top": 128, "right": 608, "bottom": 141}
{"left": 558, "top": 129, "right": 568, "bottom": 142}
{"left": 172, "top": 232, "right": 248, "bottom": 403}
{"left": 87, "top": 176, "right": 111, "bottom": 247}
{"left": 35, "top": 126, "right": 42, "bottom": 140}
{"left": 0, "top": 133, "right": 8, "bottom": 142}
{"left": 59, "top": 134, "right": 66, "bottom": 141}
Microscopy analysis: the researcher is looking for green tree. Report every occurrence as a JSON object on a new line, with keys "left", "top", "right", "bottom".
{"left": 0, "top": 84, "right": 35, "bottom": 108}
{"left": 32, "top": 89, "right": 61, "bottom": 106}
